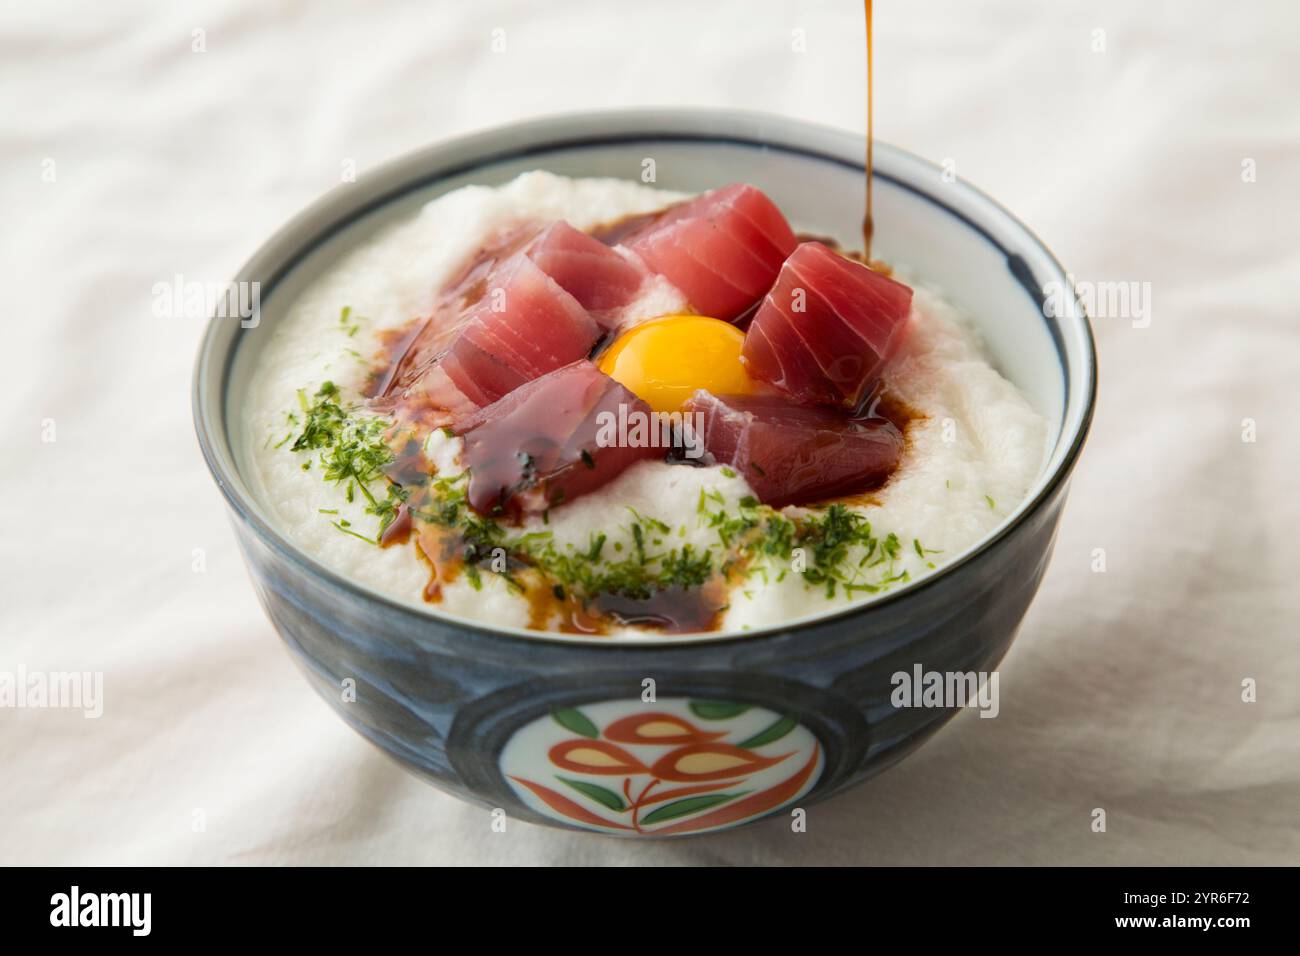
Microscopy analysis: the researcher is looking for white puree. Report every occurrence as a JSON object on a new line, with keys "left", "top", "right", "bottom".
{"left": 245, "top": 172, "right": 1049, "bottom": 636}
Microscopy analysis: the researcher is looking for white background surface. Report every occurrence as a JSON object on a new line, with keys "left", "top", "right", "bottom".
{"left": 2, "top": 0, "right": 1297, "bottom": 865}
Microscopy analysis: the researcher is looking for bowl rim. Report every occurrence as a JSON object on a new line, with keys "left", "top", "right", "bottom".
{"left": 193, "top": 106, "right": 1097, "bottom": 649}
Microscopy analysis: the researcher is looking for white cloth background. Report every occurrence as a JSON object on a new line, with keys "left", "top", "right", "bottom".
{"left": 2, "top": 0, "right": 1297, "bottom": 865}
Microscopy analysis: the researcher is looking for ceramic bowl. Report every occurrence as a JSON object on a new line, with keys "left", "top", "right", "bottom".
{"left": 193, "top": 109, "right": 1095, "bottom": 837}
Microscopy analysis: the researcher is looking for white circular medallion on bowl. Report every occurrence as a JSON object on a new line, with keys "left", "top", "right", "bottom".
{"left": 501, "top": 697, "right": 823, "bottom": 836}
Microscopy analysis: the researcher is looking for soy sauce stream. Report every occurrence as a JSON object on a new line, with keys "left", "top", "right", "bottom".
{"left": 863, "top": 0, "right": 874, "bottom": 260}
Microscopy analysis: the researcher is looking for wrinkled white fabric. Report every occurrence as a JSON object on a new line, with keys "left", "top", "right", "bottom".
{"left": 1, "top": 0, "right": 1296, "bottom": 865}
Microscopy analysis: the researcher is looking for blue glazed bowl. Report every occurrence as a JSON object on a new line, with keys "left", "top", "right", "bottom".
{"left": 193, "top": 109, "right": 1095, "bottom": 837}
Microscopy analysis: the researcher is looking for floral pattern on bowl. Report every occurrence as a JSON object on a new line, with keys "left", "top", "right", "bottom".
{"left": 502, "top": 698, "right": 823, "bottom": 835}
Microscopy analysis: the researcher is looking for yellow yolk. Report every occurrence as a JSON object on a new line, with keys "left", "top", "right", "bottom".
{"left": 597, "top": 314, "right": 756, "bottom": 413}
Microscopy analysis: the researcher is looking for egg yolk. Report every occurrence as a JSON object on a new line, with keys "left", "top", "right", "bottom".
{"left": 597, "top": 314, "right": 756, "bottom": 413}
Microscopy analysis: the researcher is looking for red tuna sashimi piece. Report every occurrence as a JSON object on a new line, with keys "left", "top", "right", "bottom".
{"left": 525, "top": 222, "right": 649, "bottom": 322}
{"left": 377, "top": 222, "right": 630, "bottom": 403}
{"left": 439, "top": 252, "right": 601, "bottom": 407}
{"left": 684, "top": 391, "right": 903, "bottom": 507}
{"left": 743, "top": 241, "right": 913, "bottom": 410}
{"left": 457, "top": 362, "right": 662, "bottom": 515}
{"left": 439, "top": 221, "right": 648, "bottom": 328}
{"left": 621, "top": 184, "right": 797, "bottom": 320}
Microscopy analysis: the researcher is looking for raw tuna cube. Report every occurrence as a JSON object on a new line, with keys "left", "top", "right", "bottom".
{"left": 621, "top": 184, "right": 797, "bottom": 320}
{"left": 743, "top": 241, "right": 913, "bottom": 409}
{"left": 439, "top": 252, "right": 602, "bottom": 407}
{"left": 376, "top": 225, "right": 619, "bottom": 405}
{"left": 684, "top": 391, "right": 903, "bottom": 507}
{"left": 524, "top": 222, "right": 649, "bottom": 323}
{"left": 375, "top": 204, "right": 708, "bottom": 420}
{"left": 457, "top": 362, "right": 662, "bottom": 515}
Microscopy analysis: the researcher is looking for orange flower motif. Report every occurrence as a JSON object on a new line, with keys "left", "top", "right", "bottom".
{"left": 602, "top": 712, "right": 726, "bottom": 745}
{"left": 548, "top": 739, "right": 648, "bottom": 776}
{"left": 513, "top": 703, "right": 815, "bottom": 834}
{"left": 508, "top": 777, "right": 634, "bottom": 831}
{"left": 651, "top": 745, "right": 821, "bottom": 836}
{"left": 649, "top": 742, "right": 793, "bottom": 782}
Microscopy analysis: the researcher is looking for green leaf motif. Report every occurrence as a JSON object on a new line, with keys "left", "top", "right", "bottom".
{"left": 688, "top": 700, "right": 751, "bottom": 720}
{"left": 641, "top": 792, "right": 749, "bottom": 826}
{"left": 737, "top": 715, "right": 797, "bottom": 749}
{"left": 557, "top": 777, "right": 626, "bottom": 812}
{"left": 551, "top": 707, "right": 599, "bottom": 739}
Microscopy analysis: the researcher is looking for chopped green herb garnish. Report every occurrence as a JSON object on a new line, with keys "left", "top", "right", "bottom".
{"left": 333, "top": 521, "right": 376, "bottom": 544}
{"left": 288, "top": 381, "right": 412, "bottom": 539}
{"left": 913, "top": 538, "right": 942, "bottom": 558}
{"left": 284, "top": 381, "right": 932, "bottom": 615}
{"left": 338, "top": 305, "right": 362, "bottom": 337}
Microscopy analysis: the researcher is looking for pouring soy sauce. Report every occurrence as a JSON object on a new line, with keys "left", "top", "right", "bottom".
{"left": 862, "top": 0, "right": 874, "bottom": 261}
